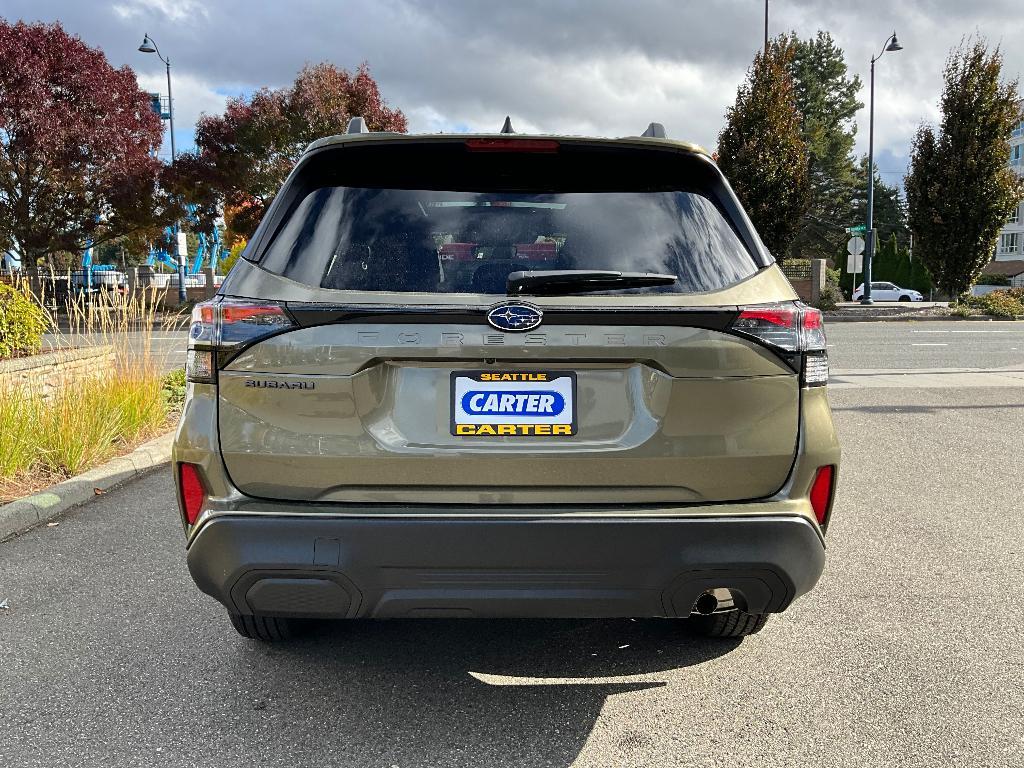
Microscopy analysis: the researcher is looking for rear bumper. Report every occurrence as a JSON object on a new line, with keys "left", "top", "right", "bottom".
{"left": 186, "top": 514, "right": 825, "bottom": 620}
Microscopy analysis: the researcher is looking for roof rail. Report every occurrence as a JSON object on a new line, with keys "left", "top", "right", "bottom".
{"left": 500, "top": 116, "right": 515, "bottom": 134}
{"left": 346, "top": 116, "right": 370, "bottom": 134}
{"left": 641, "top": 122, "right": 667, "bottom": 138}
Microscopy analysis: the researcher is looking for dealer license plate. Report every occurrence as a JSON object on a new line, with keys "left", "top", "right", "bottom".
{"left": 450, "top": 371, "right": 577, "bottom": 437}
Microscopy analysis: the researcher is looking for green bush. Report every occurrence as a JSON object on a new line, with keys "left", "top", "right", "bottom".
{"left": 815, "top": 282, "right": 845, "bottom": 310}
{"left": 0, "top": 283, "right": 49, "bottom": 360}
{"left": 977, "top": 273, "right": 1011, "bottom": 287}
{"left": 965, "top": 288, "right": 1024, "bottom": 318}
{"left": 162, "top": 368, "right": 187, "bottom": 412}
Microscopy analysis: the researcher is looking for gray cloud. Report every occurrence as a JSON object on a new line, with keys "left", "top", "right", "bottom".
{"left": 5, "top": 0, "right": 1023, "bottom": 170}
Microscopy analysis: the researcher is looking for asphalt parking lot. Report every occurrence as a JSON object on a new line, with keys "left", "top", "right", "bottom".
{"left": 2, "top": 326, "right": 1023, "bottom": 767}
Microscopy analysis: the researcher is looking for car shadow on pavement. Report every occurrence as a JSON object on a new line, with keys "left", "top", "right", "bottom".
{"left": 229, "top": 617, "right": 740, "bottom": 767}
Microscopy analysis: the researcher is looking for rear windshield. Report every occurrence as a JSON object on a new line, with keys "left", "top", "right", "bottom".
{"left": 255, "top": 146, "right": 760, "bottom": 295}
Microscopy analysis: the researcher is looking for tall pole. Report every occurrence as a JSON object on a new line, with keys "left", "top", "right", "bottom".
{"left": 165, "top": 57, "right": 186, "bottom": 304}
{"left": 165, "top": 58, "right": 176, "bottom": 162}
{"left": 139, "top": 34, "right": 186, "bottom": 303}
{"left": 862, "top": 56, "right": 876, "bottom": 304}
{"left": 764, "top": 0, "right": 769, "bottom": 50}
{"left": 860, "top": 32, "right": 902, "bottom": 304}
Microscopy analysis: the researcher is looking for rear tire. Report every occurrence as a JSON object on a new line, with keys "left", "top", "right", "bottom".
{"left": 688, "top": 610, "right": 770, "bottom": 638}
{"left": 228, "top": 612, "right": 294, "bottom": 641}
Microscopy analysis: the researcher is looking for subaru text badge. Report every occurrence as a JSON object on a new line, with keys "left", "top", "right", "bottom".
{"left": 486, "top": 302, "right": 543, "bottom": 332}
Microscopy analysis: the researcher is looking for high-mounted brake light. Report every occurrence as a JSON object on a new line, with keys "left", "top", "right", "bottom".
{"left": 186, "top": 299, "right": 293, "bottom": 383}
{"left": 730, "top": 303, "right": 828, "bottom": 386}
{"left": 809, "top": 465, "right": 836, "bottom": 526}
{"left": 465, "top": 138, "right": 560, "bottom": 153}
{"left": 178, "top": 462, "right": 206, "bottom": 526}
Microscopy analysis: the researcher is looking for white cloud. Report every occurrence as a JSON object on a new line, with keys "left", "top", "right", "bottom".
{"left": 110, "top": 0, "right": 208, "bottom": 24}
{"left": 133, "top": 71, "right": 227, "bottom": 158}
{"left": 5, "top": 0, "right": 1022, "bottom": 176}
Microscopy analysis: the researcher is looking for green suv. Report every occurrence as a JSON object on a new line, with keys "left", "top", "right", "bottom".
{"left": 173, "top": 119, "right": 840, "bottom": 641}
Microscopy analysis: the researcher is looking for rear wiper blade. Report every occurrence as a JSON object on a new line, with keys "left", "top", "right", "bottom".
{"left": 507, "top": 269, "right": 677, "bottom": 296}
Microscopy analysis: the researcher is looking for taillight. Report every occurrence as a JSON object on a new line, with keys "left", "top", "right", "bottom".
{"left": 730, "top": 303, "right": 828, "bottom": 387}
{"left": 178, "top": 462, "right": 206, "bottom": 526}
{"left": 186, "top": 298, "right": 293, "bottom": 383}
{"left": 809, "top": 465, "right": 836, "bottom": 526}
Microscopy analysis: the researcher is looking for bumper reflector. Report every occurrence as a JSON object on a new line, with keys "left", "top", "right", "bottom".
{"left": 809, "top": 465, "right": 835, "bottom": 525}
{"left": 179, "top": 463, "right": 206, "bottom": 526}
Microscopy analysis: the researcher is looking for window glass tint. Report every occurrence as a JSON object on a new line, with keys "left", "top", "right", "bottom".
{"left": 259, "top": 187, "right": 758, "bottom": 295}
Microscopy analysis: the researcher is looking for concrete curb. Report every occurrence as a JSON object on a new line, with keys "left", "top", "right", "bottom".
{"left": 0, "top": 431, "right": 174, "bottom": 542}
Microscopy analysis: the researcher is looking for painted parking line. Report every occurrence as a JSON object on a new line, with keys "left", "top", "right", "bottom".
{"left": 910, "top": 343, "right": 948, "bottom": 346}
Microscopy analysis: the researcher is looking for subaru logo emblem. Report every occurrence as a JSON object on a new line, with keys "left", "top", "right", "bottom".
{"left": 486, "top": 302, "right": 543, "bottom": 332}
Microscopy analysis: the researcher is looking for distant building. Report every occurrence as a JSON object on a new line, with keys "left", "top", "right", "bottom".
{"left": 992, "top": 119, "right": 1024, "bottom": 287}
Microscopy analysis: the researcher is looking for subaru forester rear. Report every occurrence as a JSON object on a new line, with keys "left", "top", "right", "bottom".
{"left": 173, "top": 120, "right": 840, "bottom": 641}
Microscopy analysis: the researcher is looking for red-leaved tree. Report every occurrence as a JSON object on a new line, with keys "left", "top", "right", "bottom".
{"left": 183, "top": 62, "right": 407, "bottom": 239}
{"left": 0, "top": 20, "right": 166, "bottom": 273}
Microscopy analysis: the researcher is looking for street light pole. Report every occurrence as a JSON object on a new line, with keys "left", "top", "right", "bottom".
{"left": 138, "top": 33, "right": 186, "bottom": 304}
{"left": 164, "top": 57, "right": 176, "bottom": 162}
{"left": 861, "top": 31, "right": 903, "bottom": 305}
{"left": 764, "top": 0, "right": 769, "bottom": 51}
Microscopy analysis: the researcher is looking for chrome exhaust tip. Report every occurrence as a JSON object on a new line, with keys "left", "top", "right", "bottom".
{"left": 693, "top": 591, "right": 719, "bottom": 616}
{"left": 692, "top": 588, "right": 738, "bottom": 616}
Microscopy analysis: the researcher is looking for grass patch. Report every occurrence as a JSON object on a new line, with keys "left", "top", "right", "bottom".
{"left": 0, "top": 284, "right": 187, "bottom": 501}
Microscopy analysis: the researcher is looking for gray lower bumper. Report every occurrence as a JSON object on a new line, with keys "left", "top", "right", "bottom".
{"left": 186, "top": 515, "right": 825, "bottom": 620}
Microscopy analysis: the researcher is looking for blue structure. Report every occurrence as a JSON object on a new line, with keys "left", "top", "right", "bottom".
{"left": 146, "top": 205, "right": 224, "bottom": 276}
{"left": 190, "top": 227, "right": 224, "bottom": 274}
{"left": 146, "top": 226, "right": 180, "bottom": 271}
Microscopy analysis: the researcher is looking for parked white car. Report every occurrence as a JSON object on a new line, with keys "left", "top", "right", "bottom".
{"left": 852, "top": 282, "right": 924, "bottom": 302}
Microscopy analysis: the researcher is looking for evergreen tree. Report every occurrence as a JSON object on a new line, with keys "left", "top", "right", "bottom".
{"left": 785, "top": 31, "right": 863, "bottom": 261}
{"left": 851, "top": 158, "right": 909, "bottom": 247}
{"left": 906, "top": 39, "right": 1024, "bottom": 298}
{"left": 717, "top": 38, "right": 811, "bottom": 260}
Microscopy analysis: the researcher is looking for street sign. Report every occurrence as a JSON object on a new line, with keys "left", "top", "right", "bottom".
{"left": 847, "top": 236, "right": 865, "bottom": 256}
{"left": 847, "top": 251, "right": 863, "bottom": 274}
{"left": 177, "top": 231, "right": 188, "bottom": 257}
{"left": 845, "top": 225, "right": 867, "bottom": 234}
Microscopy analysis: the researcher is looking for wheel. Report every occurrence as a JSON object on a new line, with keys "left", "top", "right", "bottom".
{"left": 228, "top": 612, "right": 294, "bottom": 641}
{"left": 688, "top": 610, "right": 770, "bottom": 638}
{"left": 898, "top": 295, "right": 911, "bottom": 302}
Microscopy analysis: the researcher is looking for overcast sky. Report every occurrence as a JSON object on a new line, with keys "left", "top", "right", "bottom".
{"left": 6, "top": 0, "right": 1024, "bottom": 185}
